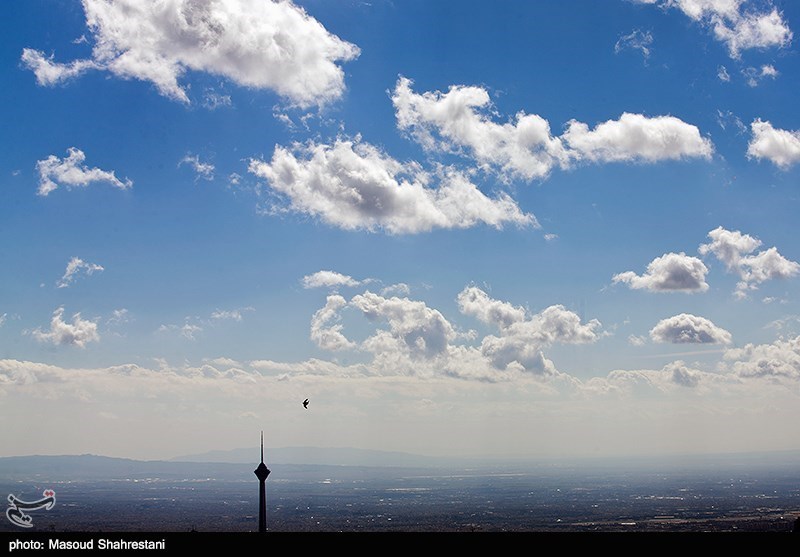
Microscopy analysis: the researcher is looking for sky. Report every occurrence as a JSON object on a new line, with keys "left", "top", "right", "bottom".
{"left": 2, "top": 0, "right": 800, "bottom": 462}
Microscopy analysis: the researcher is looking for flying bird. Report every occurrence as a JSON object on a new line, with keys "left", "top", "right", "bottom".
{"left": 303, "top": 399, "right": 309, "bottom": 409}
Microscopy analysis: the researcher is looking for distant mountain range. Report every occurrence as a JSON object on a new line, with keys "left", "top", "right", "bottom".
{"left": 1, "top": 448, "right": 798, "bottom": 483}
{"left": 170, "top": 446, "right": 467, "bottom": 467}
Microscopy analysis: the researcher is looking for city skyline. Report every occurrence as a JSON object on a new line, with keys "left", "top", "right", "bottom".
{"left": 2, "top": 0, "right": 800, "bottom": 461}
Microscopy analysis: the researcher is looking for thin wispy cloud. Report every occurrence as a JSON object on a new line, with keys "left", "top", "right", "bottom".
{"left": 57, "top": 257, "right": 104, "bottom": 288}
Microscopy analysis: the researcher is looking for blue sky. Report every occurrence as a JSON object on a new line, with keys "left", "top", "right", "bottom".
{"left": 2, "top": 0, "right": 800, "bottom": 461}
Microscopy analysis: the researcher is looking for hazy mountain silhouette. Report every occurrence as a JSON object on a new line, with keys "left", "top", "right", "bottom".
{"left": 170, "top": 446, "right": 463, "bottom": 467}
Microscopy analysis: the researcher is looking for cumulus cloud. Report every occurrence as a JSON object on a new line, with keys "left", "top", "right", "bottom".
{"left": 310, "top": 295, "right": 357, "bottom": 352}
{"left": 612, "top": 252, "right": 709, "bottom": 293}
{"left": 634, "top": 0, "right": 793, "bottom": 58}
{"left": 456, "top": 286, "right": 527, "bottom": 329}
{"left": 392, "top": 77, "right": 712, "bottom": 182}
{"left": 699, "top": 226, "right": 800, "bottom": 298}
{"left": 457, "top": 286, "right": 602, "bottom": 374}
{"left": 248, "top": 137, "right": 536, "bottom": 234}
{"left": 392, "top": 76, "right": 571, "bottom": 181}
{"left": 31, "top": 307, "right": 100, "bottom": 348}
{"left": 57, "top": 256, "right": 104, "bottom": 288}
{"left": 22, "top": 0, "right": 360, "bottom": 108}
{"left": 724, "top": 335, "right": 800, "bottom": 380}
{"left": 649, "top": 313, "right": 733, "bottom": 344}
{"left": 302, "top": 270, "right": 362, "bottom": 290}
{"left": 36, "top": 147, "right": 132, "bottom": 196}
{"left": 352, "top": 291, "right": 456, "bottom": 360}
{"left": 562, "top": 113, "right": 713, "bottom": 163}
{"left": 747, "top": 119, "right": 800, "bottom": 169}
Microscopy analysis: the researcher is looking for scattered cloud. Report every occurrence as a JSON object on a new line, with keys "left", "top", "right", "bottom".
{"left": 615, "top": 29, "right": 654, "bottom": 63}
{"left": 613, "top": 252, "right": 709, "bottom": 293}
{"left": 179, "top": 154, "right": 215, "bottom": 181}
{"left": 724, "top": 335, "right": 800, "bottom": 380}
{"left": 457, "top": 286, "right": 602, "bottom": 374}
{"left": 649, "top": 313, "right": 733, "bottom": 344}
{"left": 31, "top": 307, "right": 100, "bottom": 348}
{"left": 633, "top": 0, "right": 793, "bottom": 58}
{"left": 392, "top": 77, "right": 712, "bottom": 182}
{"left": 158, "top": 322, "right": 204, "bottom": 341}
{"left": 210, "top": 307, "right": 254, "bottom": 321}
{"left": 57, "top": 256, "right": 104, "bottom": 288}
{"left": 302, "top": 270, "right": 363, "bottom": 290}
{"left": 202, "top": 90, "right": 232, "bottom": 110}
{"left": 310, "top": 294, "right": 357, "bottom": 351}
{"left": 36, "top": 147, "right": 132, "bottom": 196}
{"left": 22, "top": 0, "right": 360, "bottom": 108}
{"left": 248, "top": 137, "right": 537, "bottom": 234}
{"left": 717, "top": 65, "right": 730, "bottom": 82}
{"left": 747, "top": 119, "right": 800, "bottom": 169}
{"left": 742, "top": 64, "right": 779, "bottom": 87}
{"left": 699, "top": 226, "right": 800, "bottom": 298}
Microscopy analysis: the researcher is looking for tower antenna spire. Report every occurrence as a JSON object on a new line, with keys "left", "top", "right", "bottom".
{"left": 254, "top": 430, "right": 271, "bottom": 532}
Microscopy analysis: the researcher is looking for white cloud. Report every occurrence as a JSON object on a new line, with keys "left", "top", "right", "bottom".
{"left": 36, "top": 147, "right": 132, "bottom": 196}
{"left": 158, "top": 322, "right": 203, "bottom": 341}
{"left": 0, "top": 314, "right": 6, "bottom": 328}
{"left": 742, "top": 64, "right": 779, "bottom": 87}
{"left": 699, "top": 226, "right": 800, "bottom": 298}
{"left": 392, "top": 77, "right": 712, "bottom": 182}
{"left": 562, "top": 112, "right": 713, "bottom": 163}
{"left": 352, "top": 291, "right": 456, "bottom": 360}
{"left": 380, "top": 283, "right": 411, "bottom": 297}
{"left": 628, "top": 334, "right": 647, "bottom": 346}
{"left": 31, "top": 307, "right": 100, "bottom": 348}
{"left": 724, "top": 335, "right": 800, "bottom": 380}
{"left": 179, "top": 154, "right": 215, "bottom": 181}
{"left": 457, "top": 286, "right": 527, "bottom": 329}
{"left": 614, "top": 29, "right": 654, "bottom": 62}
{"left": 392, "top": 76, "right": 572, "bottom": 181}
{"left": 202, "top": 90, "right": 232, "bottom": 110}
{"left": 747, "top": 119, "right": 800, "bottom": 169}
{"left": 612, "top": 252, "right": 709, "bottom": 292}
{"left": 20, "top": 48, "right": 98, "bottom": 85}
{"left": 23, "top": 0, "right": 360, "bottom": 108}
{"left": 310, "top": 295, "right": 357, "bottom": 352}
{"left": 108, "top": 309, "right": 130, "bottom": 325}
{"left": 717, "top": 65, "right": 730, "bottom": 82}
{"left": 302, "top": 270, "right": 362, "bottom": 290}
{"left": 649, "top": 313, "right": 733, "bottom": 344}
{"left": 248, "top": 137, "right": 536, "bottom": 234}
{"left": 57, "top": 256, "right": 104, "bottom": 288}
{"left": 635, "top": 1, "right": 793, "bottom": 58}
{"left": 210, "top": 307, "right": 254, "bottom": 321}
{"left": 458, "top": 286, "right": 602, "bottom": 374}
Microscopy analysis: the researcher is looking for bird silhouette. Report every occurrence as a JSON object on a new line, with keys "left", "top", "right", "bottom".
{"left": 303, "top": 399, "right": 309, "bottom": 409}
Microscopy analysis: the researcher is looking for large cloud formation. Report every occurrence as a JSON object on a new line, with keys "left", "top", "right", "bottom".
{"left": 21, "top": 0, "right": 360, "bottom": 108}
{"left": 392, "top": 77, "right": 713, "bottom": 182}
{"left": 301, "top": 280, "right": 602, "bottom": 380}
{"left": 248, "top": 137, "right": 537, "bottom": 234}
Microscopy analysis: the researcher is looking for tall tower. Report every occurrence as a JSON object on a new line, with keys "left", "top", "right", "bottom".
{"left": 254, "top": 431, "right": 271, "bottom": 533}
